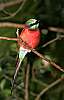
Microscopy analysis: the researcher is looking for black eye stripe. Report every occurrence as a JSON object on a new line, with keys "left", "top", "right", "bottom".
{"left": 29, "top": 20, "right": 39, "bottom": 27}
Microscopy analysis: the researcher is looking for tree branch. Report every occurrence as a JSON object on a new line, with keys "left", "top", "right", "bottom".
{"left": 24, "top": 63, "right": 30, "bottom": 100}
{"left": 0, "top": 22, "right": 25, "bottom": 28}
{"left": 0, "top": 36, "right": 18, "bottom": 41}
{"left": 0, "top": 0, "right": 23, "bottom": 10}
{"left": 32, "top": 49, "right": 64, "bottom": 72}
{"left": 0, "top": 0, "right": 27, "bottom": 20}
{"left": 42, "top": 34, "right": 64, "bottom": 47}
{"left": 48, "top": 27, "right": 64, "bottom": 33}
{"left": 35, "top": 77, "right": 64, "bottom": 100}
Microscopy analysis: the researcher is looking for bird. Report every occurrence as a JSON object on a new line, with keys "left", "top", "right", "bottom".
{"left": 11, "top": 19, "right": 41, "bottom": 93}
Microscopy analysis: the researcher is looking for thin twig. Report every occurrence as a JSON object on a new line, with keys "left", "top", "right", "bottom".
{"left": 0, "top": 0, "right": 23, "bottom": 10}
{"left": 43, "top": 37, "right": 59, "bottom": 47}
{"left": 3, "top": 74, "right": 11, "bottom": 81}
{"left": 35, "top": 77, "right": 64, "bottom": 100}
{"left": 0, "top": 0, "right": 27, "bottom": 20}
{"left": 17, "top": 86, "right": 37, "bottom": 97}
{"left": 3, "top": 10, "right": 12, "bottom": 16}
{"left": 42, "top": 35, "right": 64, "bottom": 47}
{"left": 24, "top": 63, "right": 30, "bottom": 100}
{"left": 32, "top": 79, "right": 48, "bottom": 87}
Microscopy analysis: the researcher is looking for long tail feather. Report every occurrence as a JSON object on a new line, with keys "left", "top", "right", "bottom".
{"left": 11, "top": 59, "right": 22, "bottom": 94}
{"left": 11, "top": 47, "right": 29, "bottom": 94}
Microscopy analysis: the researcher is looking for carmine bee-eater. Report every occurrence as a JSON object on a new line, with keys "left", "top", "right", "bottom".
{"left": 11, "top": 19, "right": 41, "bottom": 92}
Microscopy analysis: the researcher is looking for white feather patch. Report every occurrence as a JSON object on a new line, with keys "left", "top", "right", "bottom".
{"left": 19, "top": 47, "right": 31, "bottom": 60}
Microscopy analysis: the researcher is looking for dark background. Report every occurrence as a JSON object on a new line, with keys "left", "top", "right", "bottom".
{"left": 0, "top": 0, "right": 64, "bottom": 100}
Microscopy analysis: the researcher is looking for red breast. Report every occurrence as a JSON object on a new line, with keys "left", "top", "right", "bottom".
{"left": 18, "top": 28, "right": 40, "bottom": 49}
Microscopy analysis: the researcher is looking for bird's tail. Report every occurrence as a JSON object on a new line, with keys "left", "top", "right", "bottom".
{"left": 11, "top": 47, "right": 30, "bottom": 94}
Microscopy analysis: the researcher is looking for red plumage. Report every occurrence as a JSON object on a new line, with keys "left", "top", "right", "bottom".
{"left": 18, "top": 27, "right": 40, "bottom": 49}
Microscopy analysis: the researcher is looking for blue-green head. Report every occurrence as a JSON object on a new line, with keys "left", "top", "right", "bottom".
{"left": 26, "top": 19, "right": 39, "bottom": 29}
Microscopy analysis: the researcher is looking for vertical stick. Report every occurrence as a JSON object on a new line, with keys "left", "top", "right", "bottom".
{"left": 24, "top": 62, "right": 30, "bottom": 100}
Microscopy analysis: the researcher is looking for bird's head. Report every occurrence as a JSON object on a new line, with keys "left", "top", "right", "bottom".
{"left": 25, "top": 19, "right": 39, "bottom": 29}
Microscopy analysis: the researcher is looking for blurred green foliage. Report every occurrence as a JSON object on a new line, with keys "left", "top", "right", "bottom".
{"left": 0, "top": 0, "right": 64, "bottom": 100}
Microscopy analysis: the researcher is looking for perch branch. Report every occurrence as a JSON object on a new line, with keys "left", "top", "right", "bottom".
{"left": 0, "top": 36, "right": 64, "bottom": 72}
{"left": 0, "top": 36, "right": 18, "bottom": 41}
{"left": 35, "top": 77, "right": 64, "bottom": 100}
{"left": 32, "top": 49, "right": 64, "bottom": 72}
